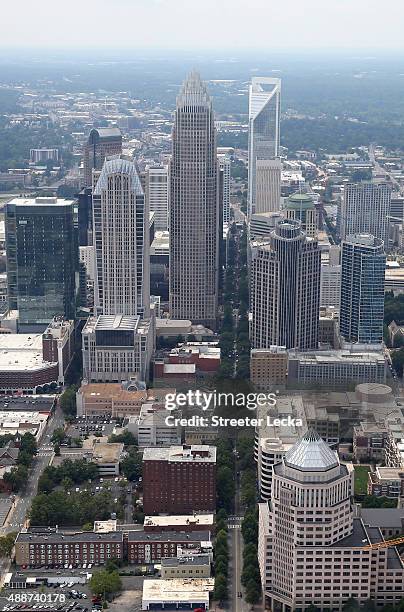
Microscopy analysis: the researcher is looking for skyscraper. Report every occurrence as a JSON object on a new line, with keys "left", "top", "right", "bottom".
{"left": 255, "top": 158, "right": 282, "bottom": 214}
{"left": 83, "top": 127, "right": 122, "bottom": 188}
{"left": 93, "top": 156, "right": 150, "bottom": 318}
{"left": 5, "top": 196, "right": 77, "bottom": 329}
{"left": 248, "top": 77, "right": 281, "bottom": 217}
{"left": 217, "top": 153, "right": 231, "bottom": 224}
{"left": 340, "top": 182, "right": 391, "bottom": 245}
{"left": 340, "top": 233, "right": 386, "bottom": 345}
{"left": 145, "top": 165, "right": 169, "bottom": 232}
{"left": 169, "top": 72, "right": 220, "bottom": 329}
{"left": 258, "top": 430, "right": 404, "bottom": 610}
{"left": 284, "top": 192, "right": 318, "bottom": 237}
{"left": 250, "top": 219, "right": 321, "bottom": 350}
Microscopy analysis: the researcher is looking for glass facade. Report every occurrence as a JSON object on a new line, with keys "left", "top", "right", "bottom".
{"left": 6, "top": 199, "right": 77, "bottom": 326}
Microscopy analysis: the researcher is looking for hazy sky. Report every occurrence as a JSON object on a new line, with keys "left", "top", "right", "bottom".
{"left": 2, "top": 0, "right": 404, "bottom": 51}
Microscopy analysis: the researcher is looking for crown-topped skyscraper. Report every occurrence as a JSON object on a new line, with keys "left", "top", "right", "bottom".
{"left": 169, "top": 72, "right": 220, "bottom": 329}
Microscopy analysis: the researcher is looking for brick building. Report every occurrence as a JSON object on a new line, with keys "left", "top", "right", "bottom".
{"left": 142, "top": 445, "right": 216, "bottom": 514}
{"left": 15, "top": 531, "right": 124, "bottom": 567}
{"left": 127, "top": 530, "right": 211, "bottom": 564}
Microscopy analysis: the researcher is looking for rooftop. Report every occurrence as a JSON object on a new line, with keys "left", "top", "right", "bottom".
{"left": 144, "top": 515, "right": 214, "bottom": 529}
{"left": 128, "top": 530, "right": 211, "bottom": 542}
{"left": 143, "top": 445, "right": 216, "bottom": 463}
{"left": 161, "top": 555, "right": 211, "bottom": 568}
{"left": 78, "top": 382, "right": 147, "bottom": 403}
{"left": 142, "top": 578, "right": 214, "bottom": 604}
{"left": 0, "top": 334, "right": 56, "bottom": 372}
{"left": 284, "top": 429, "right": 339, "bottom": 472}
{"left": 6, "top": 197, "right": 74, "bottom": 208}
{"left": 16, "top": 531, "right": 123, "bottom": 544}
{"left": 94, "top": 315, "right": 140, "bottom": 332}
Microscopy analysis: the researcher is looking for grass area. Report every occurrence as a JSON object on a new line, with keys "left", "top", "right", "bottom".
{"left": 354, "top": 465, "right": 370, "bottom": 496}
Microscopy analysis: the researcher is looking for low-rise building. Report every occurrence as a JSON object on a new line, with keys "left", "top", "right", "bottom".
{"left": 127, "top": 530, "right": 211, "bottom": 564}
{"left": 90, "top": 440, "right": 124, "bottom": 476}
{"left": 15, "top": 531, "right": 124, "bottom": 567}
{"left": 288, "top": 350, "right": 386, "bottom": 386}
{"left": 0, "top": 411, "right": 49, "bottom": 441}
{"left": 353, "top": 422, "right": 389, "bottom": 463}
{"left": 76, "top": 382, "right": 173, "bottom": 418}
{"left": 127, "top": 403, "right": 182, "bottom": 447}
{"left": 141, "top": 578, "right": 214, "bottom": 611}
{"left": 368, "top": 467, "right": 404, "bottom": 498}
{"left": 42, "top": 317, "right": 75, "bottom": 384}
{"left": 160, "top": 554, "right": 211, "bottom": 579}
{"left": 154, "top": 342, "right": 220, "bottom": 384}
{"left": 250, "top": 347, "right": 288, "bottom": 391}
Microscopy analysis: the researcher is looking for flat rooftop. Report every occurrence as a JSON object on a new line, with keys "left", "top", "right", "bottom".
{"left": 128, "top": 530, "right": 210, "bottom": 543}
{"left": 361, "top": 508, "right": 404, "bottom": 528}
{"left": 142, "top": 578, "right": 214, "bottom": 603}
{"left": 161, "top": 555, "right": 211, "bottom": 567}
{"left": 95, "top": 315, "right": 139, "bottom": 331}
{"left": 92, "top": 442, "right": 124, "bottom": 463}
{"left": 143, "top": 445, "right": 216, "bottom": 463}
{"left": 144, "top": 515, "right": 214, "bottom": 528}
{"left": 16, "top": 531, "right": 123, "bottom": 544}
{"left": 7, "top": 197, "right": 74, "bottom": 207}
{"left": 79, "top": 383, "right": 147, "bottom": 403}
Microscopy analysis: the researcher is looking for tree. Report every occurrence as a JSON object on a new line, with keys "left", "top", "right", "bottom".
{"left": 20, "top": 432, "right": 37, "bottom": 456}
{"left": 51, "top": 428, "right": 66, "bottom": 445}
{"left": 0, "top": 532, "right": 17, "bottom": 557}
{"left": 89, "top": 569, "right": 122, "bottom": 597}
{"left": 82, "top": 523, "right": 93, "bottom": 532}
{"left": 213, "top": 574, "right": 228, "bottom": 601}
{"left": 60, "top": 386, "right": 77, "bottom": 417}
{"left": 120, "top": 452, "right": 142, "bottom": 481}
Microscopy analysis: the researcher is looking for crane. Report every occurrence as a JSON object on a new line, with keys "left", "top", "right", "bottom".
{"left": 361, "top": 535, "right": 404, "bottom": 551}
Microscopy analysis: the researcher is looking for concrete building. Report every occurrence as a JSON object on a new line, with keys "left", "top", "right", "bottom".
{"left": 79, "top": 246, "right": 95, "bottom": 281}
{"left": 150, "top": 231, "right": 169, "bottom": 300}
{"left": 169, "top": 72, "right": 220, "bottom": 329}
{"left": 320, "top": 246, "right": 341, "bottom": 309}
{"left": 76, "top": 383, "right": 172, "bottom": 418}
{"left": 93, "top": 156, "right": 150, "bottom": 318}
{"left": 284, "top": 192, "right": 318, "bottom": 237}
{"left": 340, "top": 182, "right": 391, "bottom": 246}
{"left": 368, "top": 467, "right": 404, "bottom": 498}
{"left": 160, "top": 555, "right": 211, "bottom": 579}
{"left": 128, "top": 403, "right": 182, "bottom": 447}
{"left": 218, "top": 153, "right": 231, "bottom": 224}
{"left": 287, "top": 350, "right": 386, "bottom": 387}
{"left": 142, "top": 445, "right": 216, "bottom": 514}
{"left": 250, "top": 347, "right": 288, "bottom": 391}
{"left": 340, "top": 234, "right": 386, "bottom": 345}
{"left": 353, "top": 422, "right": 389, "bottom": 463}
{"left": 249, "top": 211, "right": 284, "bottom": 240}
{"left": 154, "top": 342, "right": 220, "bottom": 384}
{"left": 82, "top": 127, "right": 122, "bottom": 188}
{"left": 91, "top": 440, "right": 124, "bottom": 476}
{"left": 42, "top": 317, "right": 75, "bottom": 385}
{"left": 143, "top": 514, "right": 214, "bottom": 533}
{"left": 248, "top": 77, "right": 281, "bottom": 217}
{"left": 250, "top": 219, "right": 321, "bottom": 350}
{"left": 145, "top": 165, "right": 169, "bottom": 232}
{"left": 255, "top": 158, "right": 282, "bottom": 214}
{"left": 127, "top": 530, "right": 212, "bottom": 564}
{"left": 5, "top": 197, "right": 77, "bottom": 330}
{"left": 30, "top": 148, "right": 59, "bottom": 164}
{"left": 141, "top": 578, "right": 214, "bottom": 611}
{"left": 258, "top": 430, "right": 404, "bottom": 610}
{"left": 0, "top": 411, "right": 49, "bottom": 441}
{"left": 15, "top": 531, "right": 124, "bottom": 567}
{"left": 82, "top": 314, "right": 153, "bottom": 384}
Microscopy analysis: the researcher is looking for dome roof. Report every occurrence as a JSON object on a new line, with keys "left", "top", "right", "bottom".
{"left": 286, "top": 192, "right": 314, "bottom": 210}
{"left": 284, "top": 429, "right": 339, "bottom": 472}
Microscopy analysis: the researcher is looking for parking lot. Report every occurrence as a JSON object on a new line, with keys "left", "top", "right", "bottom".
{"left": 0, "top": 582, "right": 93, "bottom": 612}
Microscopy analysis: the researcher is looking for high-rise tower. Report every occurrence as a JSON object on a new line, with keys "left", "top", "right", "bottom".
{"left": 169, "top": 72, "right": 220, "bottom": 329}
{"left": 83, "top": 127, "right": 122, "bottom": 188}
{"left": 248, "top": 77, "right": 281, "bottom": 217}
{"left": 340, "top": 233, "right": 385, "bottom": 345}
{"left": 250, "top": 219, "right": 321, "bottom": 350}
{"left": 93, "top": 156, "right": 150, "bottom": 318}
{"left": 340, "top": 182, "right": 391, "bottom": 245}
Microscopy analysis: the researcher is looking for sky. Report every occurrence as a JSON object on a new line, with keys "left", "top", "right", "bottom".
{"left": 1, "top": 0, "right": 404, "bottom": 51}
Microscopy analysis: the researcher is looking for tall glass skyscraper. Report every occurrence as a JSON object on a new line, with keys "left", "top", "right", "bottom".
{"left": 248, "top": 77, "right": 281, "bottom": 217}
{"left": 250, "top": 219, "right": 321, "bottom": 350}
{"left": 340, "top": 233, "right": 386, "bottom": 345}
{"left": 169, "top": 72, "right": 220, "bottom": 329}
{"left": 92, "top": 156, "right": 150, "bottom": 318}
{"left": 5, "top": 197, "right": 77, "bottom": 329}
{"left": 340, "top": 182, "right": 391, "bottom": 246}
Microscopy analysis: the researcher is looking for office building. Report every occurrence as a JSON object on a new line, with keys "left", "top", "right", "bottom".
{"left": 340, "top": 234, "right": 386, "bottom": 345}
{"left": 169, "top": 72, "right": 220, "bottom": 329}
{"left": 340, "top": 182, "right": 391, "bottom": 245}
{"left": 248, "top": 77, "right": 281, "bottom": 216}
{"left": 218, "top": 153, "right": 231, "bottom": 224}
{"left": 250, "top": 346, "right": 288, "bottom": 391}
{"left": 320, "top": 246, "right": 341, "bottom": 309}
{"left": 142, "top": 445, "right": 216, "bottom": 514}
{"left": 82, "top": 314, "right": 153, "bottom": 383}
{"left": 93, "top": 156, "right": 150, "bottom": 318}
{"left": 5, "top": 197, "right": 77, "bottom": 330}
{"left": 83, "top": 127, "right": 122, "bottom": 188}
{"left": 255, "top": 159, "right": 282, "bottom": 214}
{"left": 250, "top": 219, "right": 321, "bottom": 350}
{"left": 127, "top": 403, "right": 182, "bottom": 447}
{"left": 145, "top": 165, "right": 169, "bottom": 231}
{"left": 30, "top": 148, "right": 59, "bottom": 164}
{"left": 142, "top": 578, "right": 213, "bottom": 611}
{"left": 284, "top": 192, "right": 318, "bottom": 237}
{"left": 258, "top": 430, "right": 404, "bottom": 610}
